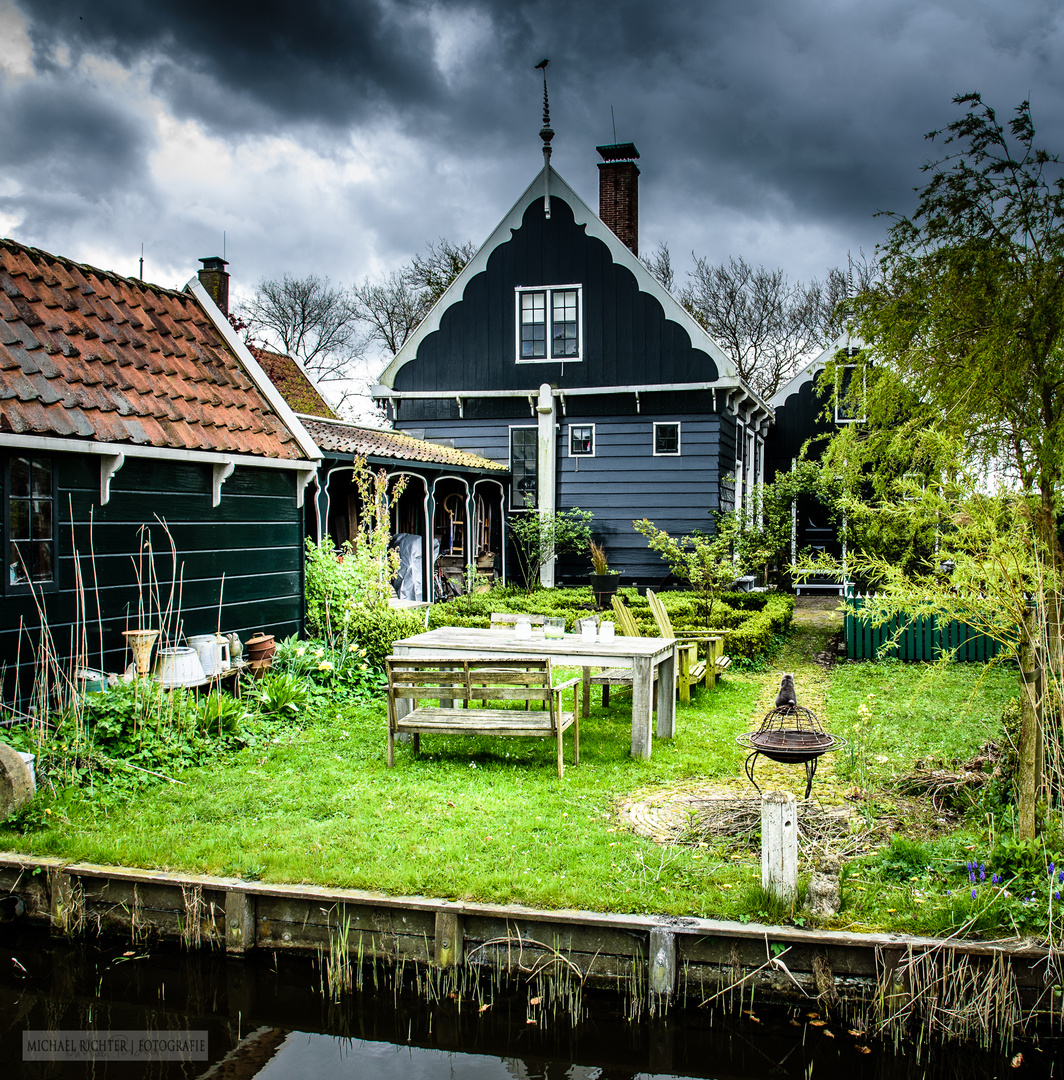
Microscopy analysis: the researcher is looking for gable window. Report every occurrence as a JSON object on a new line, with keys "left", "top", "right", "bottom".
{"left": 510, "top": 427, "right": 538, "bottom": 507}
{"left": 5, "top": 455, "right": 57, "bottom": 592}
{"left": 516, "top": 286, "right": 582, "bottom": 362}
{"left": 569, "top": 424, "right": 594, "bottom": 457}
{"left": 835, "top": 364, "right": 866, "bottom": 423}
{"left": 653, "top": 422, "right": 680, "bottom": 456}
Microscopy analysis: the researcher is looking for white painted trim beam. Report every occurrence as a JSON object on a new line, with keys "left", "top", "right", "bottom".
{"left": 212, "top": 461, "right": 235, "bottom": 507}
{"left": 99, "top": 453, "right": 124, "bottom": 505}
{"left": 184, "top": 277, "right": 323, "bottom": 463}
{"left": 1, "top": 433, "right": 319, "bottom": 507}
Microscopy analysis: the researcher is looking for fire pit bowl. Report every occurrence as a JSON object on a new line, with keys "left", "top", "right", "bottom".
{"left": 737, "top": 705, "right": 844, "bottom": 799}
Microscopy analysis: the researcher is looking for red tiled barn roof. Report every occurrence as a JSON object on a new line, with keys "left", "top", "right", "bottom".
{"left": 0, "top": 238, "right": 306, "bottom": 460}
{"left": 250, "top": 346, "right": 337, "bottom": 420}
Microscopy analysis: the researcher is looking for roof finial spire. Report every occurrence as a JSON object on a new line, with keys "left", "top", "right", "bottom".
{"left": 535, "top": 58, "right": 553, "bottom": 219}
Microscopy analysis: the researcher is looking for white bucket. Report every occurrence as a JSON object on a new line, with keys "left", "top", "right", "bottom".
{"left": 154, "top": 647, "right": 207, "bottom": 688}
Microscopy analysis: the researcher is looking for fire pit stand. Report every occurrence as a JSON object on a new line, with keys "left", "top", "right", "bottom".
{"left": 736, "top": 705, "right": 843, "bottom": 800}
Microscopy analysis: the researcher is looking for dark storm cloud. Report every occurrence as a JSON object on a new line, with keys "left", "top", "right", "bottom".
{"left": 0, "top": 74, "right": 152, "bottom": 231}
{"left": 7, "top": 0, "right": 1064, "bottom": 288}
{"left": 21, "top": 0, "right": 452, "bottom": 130}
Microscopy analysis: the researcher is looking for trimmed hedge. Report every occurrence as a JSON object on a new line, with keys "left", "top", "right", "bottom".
{"left": 345, "top": 606, "right": 428, "bottom": 669}
{"left": 427, "top": 587, "right": 794, "bottom": 663}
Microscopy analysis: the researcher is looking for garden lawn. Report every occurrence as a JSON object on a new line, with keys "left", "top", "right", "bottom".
{"left": 0, "top": 607, "right": 1027, "bottom": 937}
{"left": 0, "top": 673, "right": 767, "bottom": 918}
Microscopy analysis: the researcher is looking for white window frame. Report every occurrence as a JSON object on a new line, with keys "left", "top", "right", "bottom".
{"left": 515, "top": 284, "right": 583, "bottom": 364}
{"left": 652, "top": 422, "right": 681, "bottom": 457}
{"left": 508, "top": 425, "right": 538, "bottom": 508}
{"left": 568, "top": 423, "right": 595, "bottom": 458}
{"left": 835, "top": 364, "right": 866, "bottom": 424}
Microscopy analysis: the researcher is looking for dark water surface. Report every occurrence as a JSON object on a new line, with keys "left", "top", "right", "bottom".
{"left": 1, "top": 926, "right": 1059, "bottom": 1079}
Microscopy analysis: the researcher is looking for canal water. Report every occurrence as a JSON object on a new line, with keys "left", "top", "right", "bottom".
{"left": 1, "top": 926, "right": 1059, "bottom": 1079}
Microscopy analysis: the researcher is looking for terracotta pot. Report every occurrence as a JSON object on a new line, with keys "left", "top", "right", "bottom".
{"left": 245, "top": 633, "right": 276, "bottom": 678}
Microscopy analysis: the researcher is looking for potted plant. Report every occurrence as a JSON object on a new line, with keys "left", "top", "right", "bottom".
{"left": 589, "top": 540, "right": 620, "bottom": 607}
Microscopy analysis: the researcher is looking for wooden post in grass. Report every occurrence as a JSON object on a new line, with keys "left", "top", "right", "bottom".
{"left": 762, "top": 791, "right": 798, "bottom": 905}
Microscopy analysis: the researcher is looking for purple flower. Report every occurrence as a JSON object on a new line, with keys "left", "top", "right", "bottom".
{"left": 979, "top": 865, "right": 985, "bottom": 881}
{"left": 1050, "top": 862, "right": 1056, "bottom": 878}
{"left": 971, "top": 889, "right": 977, "bottom": 900}
{"left": 992, "top": 874, "right": 999, "bottom": 884}
{"left": 1058, "top": 870, "right": 1063, "bottom": 884}
{"left": 969, "top": 870, "right": 976, "bottom": 883}
{"left": 1056, "top": 891, "right": 1061, "bottom": 902}
{"left": 946, "top": 890, "right": 951, "bottom": 897}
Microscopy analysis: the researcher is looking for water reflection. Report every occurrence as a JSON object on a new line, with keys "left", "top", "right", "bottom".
{"left": 0, "top": 926, "right": 1057, "bottom": 1079}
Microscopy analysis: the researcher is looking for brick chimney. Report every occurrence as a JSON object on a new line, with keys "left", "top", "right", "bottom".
{"left": 596, "top": 143, "right": 640, "bottom": 256}
{"left": 198, "top": 256, "right": 230, "bottom": 316}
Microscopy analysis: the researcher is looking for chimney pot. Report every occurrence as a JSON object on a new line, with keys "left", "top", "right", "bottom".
{"left": 198, "top": 256, "right": 230, "bottom": 316}
{"left": 596, "top": 143, "right": 640, "bottom": 256}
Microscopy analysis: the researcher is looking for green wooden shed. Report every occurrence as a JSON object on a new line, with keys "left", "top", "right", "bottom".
{"left": 0, "top": 240, "right": 320, "bottom": 698}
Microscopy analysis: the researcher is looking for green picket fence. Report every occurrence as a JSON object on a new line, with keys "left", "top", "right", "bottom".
{"left": 844, "top": 591, "right": 1008, "bottom": 661}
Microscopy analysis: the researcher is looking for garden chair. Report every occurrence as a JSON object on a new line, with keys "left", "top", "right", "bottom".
{"left": 645, "top": 589, "right": 729, "bottom": 700}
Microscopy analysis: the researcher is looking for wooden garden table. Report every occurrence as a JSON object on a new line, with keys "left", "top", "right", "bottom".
{"left": 390, "top": 627, "right": 677, "bottom": 759}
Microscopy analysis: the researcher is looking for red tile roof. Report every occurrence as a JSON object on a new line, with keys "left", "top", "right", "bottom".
{"left": 300, "top": 416, "right": 507, "bottom": 472}
{"left": 251, "top": 347, "right": 337, "bottom": 419}
{"left": 0, "top": 239, "right": 307, "bottom": 460}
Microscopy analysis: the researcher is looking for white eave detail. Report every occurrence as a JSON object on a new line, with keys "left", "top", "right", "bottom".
{"left": 184, "top": 276, "right": 324, "bottom": 464}
{"left": 372, "top": 380, "right": 773, "bottom": 425}
{"left": 0, "top": 433, "right": 319, "bottom": 507}
{"left": 377, "top": 165, "right": 741, "bottom": 389}
{"left": 768, "top": 332, "right": 867, "bottom": 410}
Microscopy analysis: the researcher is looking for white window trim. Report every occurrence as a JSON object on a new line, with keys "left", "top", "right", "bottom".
{"left": 515, "top": 284, "right": 584, "bottom": 364}
{"left": 835, "top": 364, "right": 866, "bottom": 424}
{"left": 652, "top": 421, "right": 681, "bottom": 456}
{"left": 568, "top": 423, "right": 596, "bottom": 458}
{"left": 508, "top": 425, "right": 538, "bottom": 508}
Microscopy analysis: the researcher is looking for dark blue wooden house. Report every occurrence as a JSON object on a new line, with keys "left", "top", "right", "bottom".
{"left": 0, "top": 241, "right": 321, "bottom": 695}
{"left": 373, "top": 143, "right": 772, "bottom": 586}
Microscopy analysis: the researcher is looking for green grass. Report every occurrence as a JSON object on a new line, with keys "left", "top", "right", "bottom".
{"left": 824, "top": 658, "right": 1015, "bottom": 785}
{"left": 1, "top": 673, "right": 766, "bottom": 917}
{"left": 0, "top": 618, "right": 1031, "bottom": 938}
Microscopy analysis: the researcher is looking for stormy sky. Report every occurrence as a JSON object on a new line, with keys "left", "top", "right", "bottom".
{"left": 2, "top": 0, "right": 1062, "bottom": 339}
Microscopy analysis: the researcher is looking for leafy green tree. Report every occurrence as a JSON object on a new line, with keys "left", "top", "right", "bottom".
{"left": 508, "top": 502, "right": 593, "bottom": 591}
{"left": 820, "top": 93, "right": 1064, "bottom": 839}
{"left": 848, "top": 93, "right": 1064, "bottom": 573}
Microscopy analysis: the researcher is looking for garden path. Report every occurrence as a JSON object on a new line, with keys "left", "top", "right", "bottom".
{"left": 620, "top": 596, "right": 850, "bottom": 842}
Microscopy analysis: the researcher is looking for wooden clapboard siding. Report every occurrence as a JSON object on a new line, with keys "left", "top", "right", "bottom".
{"left": 414, "top": 412, "right": 727, "bottom": 584}
{"left": 0, "top": 450, "right": 303, "bottom": 693}
{"left": 393, "top": 197, "right": 720, "bottom": 398}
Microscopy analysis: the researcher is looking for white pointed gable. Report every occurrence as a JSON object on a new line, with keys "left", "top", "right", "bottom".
{"left": 378, "top": 165, "right": 742, "bottom": 388}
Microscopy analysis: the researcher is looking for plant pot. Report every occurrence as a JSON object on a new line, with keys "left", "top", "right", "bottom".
{"left": 245, "top": 633, "right": 276, "bottom": 679}
{"left": 589, "top": 574, "right": 621, "bottom": 607}
{"left": 122, "top": 629, "right": 159, "bottom": 677}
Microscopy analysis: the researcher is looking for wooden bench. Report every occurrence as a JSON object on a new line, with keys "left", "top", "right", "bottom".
{"left": 384, "top": 656, "right": 580, "bottom": 777}
{"left": 645, "top": 589, "right": 730, "bottom": 700}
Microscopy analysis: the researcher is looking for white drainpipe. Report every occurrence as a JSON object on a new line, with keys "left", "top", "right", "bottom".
{"left": 536, "top": 382, "right": 557, "bottom": 588}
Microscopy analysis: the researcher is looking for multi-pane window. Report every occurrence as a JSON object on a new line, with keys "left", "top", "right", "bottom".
{"left": 520, "top": 292, "right": 547, "bottom": 359}
{"left": 552, "top": 290, "right": 579, "bottom": 357}
{"left": 510, "top": 427, "right": 538, "bottom": 507}
{"left": 653, "top": 422, "right": 680, "bottom": 456}
{"left": 569, "top": 424, "right": 594, "bottom": 456}
{"left": 7, "top": 455, "right": 55, "bottom": 589}
{"left": 835, "top": 364, "right": 866, "bottom": 423}
{"left": 516, "top": 286, "right": 581, "bottom": 362}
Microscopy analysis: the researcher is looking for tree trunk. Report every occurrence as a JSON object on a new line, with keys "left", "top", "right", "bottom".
{"left": 1017, "top": 607, "right": 1042, "bottom": 840}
